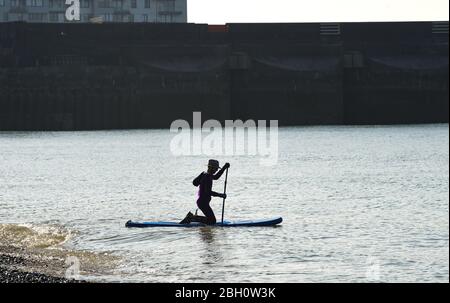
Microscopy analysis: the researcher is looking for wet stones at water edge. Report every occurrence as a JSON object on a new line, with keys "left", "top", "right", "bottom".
{"left": 0, "top": 254, "right": 27, "bottom": 267}
{"left": 0, "top": 267, "right": 86, "bottom": 283}
{"left": 0, "top": 254, "right": 86, "bottom": 283}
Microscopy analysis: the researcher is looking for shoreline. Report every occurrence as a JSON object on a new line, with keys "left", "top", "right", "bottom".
{"left": 0, "top": 266, "right": 85, "bottom": 283}
{"left": 0, "top": 223, "right": 119, "bottom": 284}
{"left": 0, "top": 249, "right": 87, "bottom": 283}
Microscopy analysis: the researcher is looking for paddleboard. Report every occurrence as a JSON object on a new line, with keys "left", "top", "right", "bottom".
{"left": 125, "top": 217, "right": 282, "bottom": 228}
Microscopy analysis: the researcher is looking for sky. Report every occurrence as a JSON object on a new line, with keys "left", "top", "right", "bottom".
{"left": 188, "top": 0, "right": 449, "bottom": 24}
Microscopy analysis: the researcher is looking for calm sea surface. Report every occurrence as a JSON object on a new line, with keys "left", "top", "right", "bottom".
{"left": 0, "top": 125, "right": 448, "bottom": 282}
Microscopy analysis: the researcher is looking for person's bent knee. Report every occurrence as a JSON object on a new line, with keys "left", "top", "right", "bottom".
{"left": 206, "top": 217, "right": 217, "bottom": 225}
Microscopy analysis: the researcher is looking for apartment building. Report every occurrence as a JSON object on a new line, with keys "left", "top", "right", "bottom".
{"left": 0, "top": 0, "right": 187, "bottom": 23}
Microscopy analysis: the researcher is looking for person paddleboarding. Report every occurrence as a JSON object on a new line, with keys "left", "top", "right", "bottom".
{"left": 180, "top": 159, "right": 230, "bottom": 225}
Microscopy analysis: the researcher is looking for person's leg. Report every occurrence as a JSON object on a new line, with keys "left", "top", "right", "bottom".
{"left": 191, "top": 215, "right": 209, "bottom": 224}
{"left": 179, "top": 211, "right": 194, "bottom": 224}
{"left": 201, "top": 204, "right": 217, "bottom": 225}
{"left": 180, "top": 211, "right": 213, "bottom": 225}
{"left": 194, "top": 203, "right": 217, "bottom": 225}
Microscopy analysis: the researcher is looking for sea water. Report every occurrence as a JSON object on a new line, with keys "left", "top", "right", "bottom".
{"left": 0, "top": 125, "right": 448, "bottom": 282}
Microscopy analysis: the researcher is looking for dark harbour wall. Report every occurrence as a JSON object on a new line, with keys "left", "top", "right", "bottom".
{"left": 0, "top": 21, "right": 448, "bottom": 131}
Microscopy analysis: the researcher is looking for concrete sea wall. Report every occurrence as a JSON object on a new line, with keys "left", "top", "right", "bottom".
{"left": 0, "top": 22, "right": 448, "bottom": 130}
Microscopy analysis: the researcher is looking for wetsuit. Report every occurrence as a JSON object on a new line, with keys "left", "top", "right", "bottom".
{"left": 192, "top": 168, "right": 226, "bottom": 225}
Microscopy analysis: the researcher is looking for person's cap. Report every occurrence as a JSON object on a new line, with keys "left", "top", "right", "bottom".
{"left": 207, "top": 159, "right": 220, "bottom": 169}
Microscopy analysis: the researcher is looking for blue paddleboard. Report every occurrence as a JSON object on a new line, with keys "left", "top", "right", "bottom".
{"left": 125, "top": 217, "right": 282, "bottom": 228}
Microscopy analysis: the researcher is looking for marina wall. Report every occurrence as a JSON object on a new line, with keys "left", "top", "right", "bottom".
{"left": 0, "top": 21, "right": 448, "bottom": 130}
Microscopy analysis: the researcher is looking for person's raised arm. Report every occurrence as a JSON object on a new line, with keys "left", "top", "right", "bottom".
{"left": 213, "top": 163, "right": 230, "bottom": 180}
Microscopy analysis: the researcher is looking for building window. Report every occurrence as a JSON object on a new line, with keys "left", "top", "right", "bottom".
{"left": 130, "top": 0, "right": 136, "bottom": 8}
{"left": 10, "top": 0, "right": 20, "bottom": 7}
{"left": 144, "top": 0, "right": 150, "bottom": 8}
{"left": 26, "top": 0, "right": 43, "bottom": 6}
{"left": 112, "top": 0, "right": 123, "bottom": 9}
{"left": 82, "top": 14, "right": 92, "bottom": 22}
{"left": 28, "top": 12, "right": 46, "bottom": 21}
{"left": 163, "top": 0, "right": 175, "bottom": 11}
{"left": 80, "top": 0, "right": 90, "bottom": 8}
{"left": 161, "top": 14, "right": 172, "bottom": 23}
{"left": 49, "top": 12, "right": 58, "bottom": 22}
{"left": 49, "top": 0, "right": 64, "bottom": 9}
{"left": 99, "top": 0, "right": 111, "bottom": 8}
{"left": 48, "top": 12, "right": 65, "bottom": 22}
{"left": 8, "top": 13, "right": 25, "bottom": 21}
{"left": 0, "top": 0, "right": 5, "bottom": 7}
{"left": 103, "top": 13, "right": 112, "bottom": 22}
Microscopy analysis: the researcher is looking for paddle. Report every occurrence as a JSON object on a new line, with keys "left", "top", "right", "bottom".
{"left": 221, "top": 167, "right": 229, "bottom": 224}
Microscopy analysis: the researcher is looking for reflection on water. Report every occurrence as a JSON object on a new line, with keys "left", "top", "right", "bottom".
{"left": 199, "top": 227, "right": 216, "bottom": 244}
{"left": 198, "top": 227, "right": 224, "bottom": 265}
{"left": 0, "top": 125, "right": 448, "bottom": 282}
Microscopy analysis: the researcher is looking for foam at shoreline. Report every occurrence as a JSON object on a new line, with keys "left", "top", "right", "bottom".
{"left": 0, "top": 223, "right": 118, "bottom": 282}
{"left": 0, "top": 223, "right": 72, "bottom": 249}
